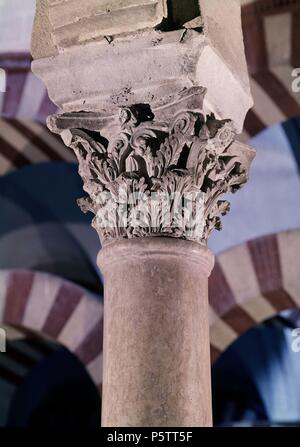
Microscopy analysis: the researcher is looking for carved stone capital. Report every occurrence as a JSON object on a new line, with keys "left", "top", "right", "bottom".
{"left": 32, "top": 1, "right": 252, "bottom": 134}
{"left": 48, "top": 89, "right": 255, "bottom": 246}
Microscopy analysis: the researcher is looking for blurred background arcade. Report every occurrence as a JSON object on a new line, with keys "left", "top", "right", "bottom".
{"left": 0, "top": 0, "right": 300, "bottom": 427}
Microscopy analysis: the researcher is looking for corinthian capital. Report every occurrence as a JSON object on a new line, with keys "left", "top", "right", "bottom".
{"left": 48, "top": 88, "right": 255, "bottom": 245}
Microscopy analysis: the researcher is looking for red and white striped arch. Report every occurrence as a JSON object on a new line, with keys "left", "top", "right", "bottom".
{"left": 209, "top": 229, "right": 300, "bottom": 363}
{"left": 0, "top": 270, "right": 103, "bottom": 392}
{"left": 2, "top": 230, "right": 300, "bottom": 385}
{"left": 241, "top": 0, "right": 300, "bottom": 141}
{"left": 0, "top": 117, "right": 76, "bottom": 176}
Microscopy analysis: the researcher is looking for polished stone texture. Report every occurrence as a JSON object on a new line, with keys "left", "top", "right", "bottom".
{"left": 99, "top": 237, "right": 214, "bottom": 427}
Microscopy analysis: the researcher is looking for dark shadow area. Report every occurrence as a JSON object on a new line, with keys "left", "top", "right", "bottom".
{"left": 158, "top": 0, "right": 201, "bottom": 31}
{"left": 0, "top": 326, "right": 101, "bottom": 427}
{"left": 212, "top": 311, "right": 300, "bottom": 427}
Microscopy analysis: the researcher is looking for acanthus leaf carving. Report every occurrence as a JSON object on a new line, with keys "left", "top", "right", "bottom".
{"left": 49, "top": 102, "right": 255, "bottom": 245}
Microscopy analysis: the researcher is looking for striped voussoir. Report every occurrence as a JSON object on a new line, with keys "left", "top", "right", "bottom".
{"left": 0, "top": 54, "right": 75, "bottom": 173}
{"left": 0, "top": 117, "right": 76, "bottom": 176}
{"left": 240, "top": 0, "right": 300, "bottom": 142}
{"left": 0, "top": 324, "right": 60, "bottom": 385}
{"left": 0, "top": 270, "right": 103, "bottom": 392}
{"left": 209, "top": 230, "right": 300, "bottom": 363}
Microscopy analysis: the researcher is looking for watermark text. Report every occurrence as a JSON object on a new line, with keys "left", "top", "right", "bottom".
{"left": 291, "top": 328, "right": 300, "bottom": 353}
{"left": 0, "top": 328, "right": 6, "bottom": 353}
{"left": 292, "top": 68, "right": 300, "bottom": 93}
{"left": 0, "top": 68, "right": 6, "bottom": 93}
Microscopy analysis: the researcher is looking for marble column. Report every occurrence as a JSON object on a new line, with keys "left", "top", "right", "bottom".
{"left": 99, "top": 238, "right": 214, "bottom": 427}
{"left": 31, "top": 0, "right": 255, "bottom": 427}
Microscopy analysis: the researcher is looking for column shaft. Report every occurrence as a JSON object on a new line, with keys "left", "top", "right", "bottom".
{"left": 99, "top": 237, "right": 214, "bottom": 427}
